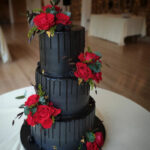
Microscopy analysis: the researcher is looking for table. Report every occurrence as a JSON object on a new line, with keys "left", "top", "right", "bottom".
{"left": 0, "top": 86, "right": 150, "bottom": 150}
{"left": 89, "top": 14, "right": 146, "bottom": 46}
{"left": 0, "top": 26, "right": 11, "bottom": 63}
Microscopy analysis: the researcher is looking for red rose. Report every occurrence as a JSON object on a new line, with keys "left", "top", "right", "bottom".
{"left": 41, "top": 118, "right": 53, "bottom": 129}
{"left": 95, "top": 132, "right": 104, "bottom": 147}
{"left": 25, "top": 94, "right": 39, "bottom": 107}
{"left": 74, "top": 62, "right": 93, "bottom": 81}
{"left": 56, "top": 13, "right": 71, "bottom": 25}
{"left": 51, "top": 107, "right": 61, "bottom": 117}
{"left": 36, "top": 105, "right": 54, "bottom": 124}
{"left": 86, "top": 142, "right": 99, "bottom": 150}
{"left": 33, "top": 13, "right": 55, "bottom": 30}
{"left": 26, "top": 112, "right": 37, "bottom": 126}
{"left": 48, "top": 102, "right": 61, "bottom": 116}
{"left": 78, "top": 53, "right": 85, "bottom": 62}
{"left": 85, "top": 52, "right": 100, "bottom": 63}
{"left": 42, "top": 5, "right": 60, "bottom": 12}
{"left": 93, "top": 72, "right": 102, "bottom": 83}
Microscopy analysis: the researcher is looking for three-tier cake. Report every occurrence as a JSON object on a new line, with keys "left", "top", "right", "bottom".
{"left": 19, "top": 1, "right": 105, "bottom": 150}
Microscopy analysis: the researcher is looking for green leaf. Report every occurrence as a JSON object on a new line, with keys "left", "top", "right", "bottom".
{"left": 87, "top": 47, "right": 92, "bottom": 53}
{"left": 52, "top": 0, "right": 60, "bottom": 5}
{"left": 63, "top": 11, "right": 71, "bottom": 17}
{"left": 39, "top": 30, "right": 45, "bottom": 35}
{"left": 19, "top": 104, "right": 25, "bottom": 109}
{"left": 93, "top": 51, "right": 102, "bottom": 58}
{"left": 32, "top": 8, "right": 43, "bottom": 13}
{"left": 88, "top": 79, "right": 94, "bottom": 90}
{"left": 86, "top": 132, "right": 95, "bottom": 142}
{"left": 49, "top": 26, "right": 56, "bottom": 37}
{"left": 15, "top": 95, "right": 25, "bottom": 99}
{"left": 31, "top": 107, "right": 37, "bottom": 115}
{"left": 38, "top": 84, "right": 45, "bottom": 97}
{"left": 52, "top": 116, "right": 55, "bottom": 123}
{"left": 28, "top": 26, "right": 38, "bottom": 39}
{"left": 50, "top": 0, "right": 54, "bottom": 6}
{"left": 46, "top": 8, "right": 51, "bottom": 13}
{"left": 39, "top": 96, "right": 46, "bottom": 105}
{"left": 24, "top": 107, "right": 30, "bottom": 116}
{"left": 88, "top": 61, "right": 102, "bottom": 73}
{"left": 50, "top": 10, "right": 57, "bottom": 15}
{"left": 16, "top": 91, "right": 27, "bottom": 99}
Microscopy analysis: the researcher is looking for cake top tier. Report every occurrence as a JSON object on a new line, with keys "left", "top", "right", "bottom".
{"left": 39, "top": 25, "right": 85, "bottom": 77}
{"left": 27, "top": 1, "right": 85, "bottom": 77}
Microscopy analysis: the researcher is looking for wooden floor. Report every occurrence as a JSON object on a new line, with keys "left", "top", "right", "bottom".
{"left": 0, "top": 23, "right": 150, "bottom": 111}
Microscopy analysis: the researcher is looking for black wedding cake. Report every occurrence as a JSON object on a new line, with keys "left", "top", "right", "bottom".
{"left": 19, "top": 1, "right": 105, "bottom": 150}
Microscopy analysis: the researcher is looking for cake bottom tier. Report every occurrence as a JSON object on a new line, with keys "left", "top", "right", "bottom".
{"left": 31, "top": 98, "right": 95, "bottom": 150}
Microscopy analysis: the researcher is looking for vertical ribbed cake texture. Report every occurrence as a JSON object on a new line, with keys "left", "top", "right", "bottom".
{"left": 31, "top": 26, "right": 96, "bottom": 150}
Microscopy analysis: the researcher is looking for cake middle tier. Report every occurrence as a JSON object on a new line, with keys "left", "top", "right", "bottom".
{"left": 36, "top": 68, "right": 90, "bottom": 116}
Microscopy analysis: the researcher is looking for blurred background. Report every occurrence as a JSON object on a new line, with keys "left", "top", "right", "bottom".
{"left": 0, "top": 0, "right": 150, "bottom": 111}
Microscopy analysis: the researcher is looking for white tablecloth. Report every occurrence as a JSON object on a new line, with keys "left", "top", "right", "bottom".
{"left": 0, "top": 26, "right": 11, "bottom": 63}
{"left": 0, "top": 86, "right": 150, "bottom": 150}
{"left": 89, "top": 14, "right": 146, "bottom": 45}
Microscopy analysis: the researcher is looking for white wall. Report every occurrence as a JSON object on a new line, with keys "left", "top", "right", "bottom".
{"left": 81, "top": 0, "right": 92, "bottom": 30}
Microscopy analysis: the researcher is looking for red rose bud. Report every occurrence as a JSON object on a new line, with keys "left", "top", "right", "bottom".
{"left": 41, "top": 118, "right": 53, "bottom": 129}
{"left": 26, "top": 112, "right": 37, "bottom": 126}
{"left": 85, "top": 52, "right": 100, "bottom": 63}
{"left": 95, "top": 132, "right": 104, "bottom": 147}
{"left": 74, "top": 62, "right": 93, "bottom": 81}
{"left": 33, "top": 13, "right": 55, "bottom": 30}
{"left": 93, "top": 72, "right": 102, "bottom": 83}
{"left": 56, "top": 13, "right": 71, "bottom": 25}
{"left": 25, "top": 94, "right": 39, "bottom": 107}
{"left": 86, "top": 142, "right": 99, "bottom": 150}
{"left": 42, "top": 5, "right": 60, "bottom": 12}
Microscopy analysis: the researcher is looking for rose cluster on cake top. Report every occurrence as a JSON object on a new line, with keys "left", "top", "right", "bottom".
{"left": 27, "top": 0, "right": 72, "bottom": 41}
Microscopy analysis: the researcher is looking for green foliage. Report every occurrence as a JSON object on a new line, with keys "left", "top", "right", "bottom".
{"left": 31, "top": 107, "right": 37, "bottom": 115}
{"left": 46, "top": 7, "right": 52, "bottom": 13}
{"left": 15, "top": 95, "right": 25, "bottom": 99}
{"left": 94, "top": 51, "right": 102, "bottom": 58}
{"left": 87, "top": 47, "right": 92, "bottom": 53}
{"left": 50, "top": 10, "right": 57, "bottom": 15}
{"left": 50, "top": 26, "right": 56, "bottom": 37}
{"left": 46, "top": 6, "right": 57, "bottom": 15}
{"left": 39, "top": 96, "right": 46, "bottom": 105}
{"left": 88, "top": 79, "right": 94, "bottom": 90}
{"left": 52, "top": 116, "right": 55, "bottom": 123}
{"left": 86, "top": 132, "right": 95, "bottom": 142}
{"left": 63, "top": 11, "right": 71, "bottom": 17}
{"left": 47, "top": 26, "right": 56, "bottom": 37}
{"left": 19, "top": 104, "right": 25, "bottom": 109}
{"left": 50, "top": 0, "right": 60, "bottom": 5}
{"left": 38, "top": 84, "right": 45, "bottom": 97}
{"left": 88, "top": 61, "right": 102, "bottom": 73}
{"left": 32, "top": 8, "right": 43, "bottom": 13}
{"left": 28, "top": 26, "right": 38, "bottom": 39}
{"left": 24, "top": 107, "right": 30, "bottom": 116}
{"left": 16, "top": 91, "right": 27, "bottom": 99}
{"left": 39, "top": 30, "right": 45, "bottom": 35}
